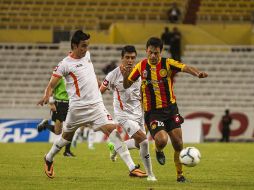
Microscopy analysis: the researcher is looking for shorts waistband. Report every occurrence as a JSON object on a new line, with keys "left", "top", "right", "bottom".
{"left": 55, "top": 99, "right": 69, "bottom": 103}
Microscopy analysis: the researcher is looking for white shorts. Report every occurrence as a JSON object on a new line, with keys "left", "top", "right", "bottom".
{"left": 116, "top": 116, "right": 145, "bottom": 137}
{"left": 63, "top": 102, "right": 114, "bottom": 133}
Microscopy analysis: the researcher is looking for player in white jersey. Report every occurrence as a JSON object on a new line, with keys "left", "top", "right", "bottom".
{"left": 100, "top": 46, "right": 157, "bottom": 181}
{"left": 37, "top": 30, "right": 147, "bottom": 179}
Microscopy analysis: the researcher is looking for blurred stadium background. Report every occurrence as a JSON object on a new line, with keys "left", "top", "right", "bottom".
{"left": 0, "top": 0, "right": 253, "bottom": 143}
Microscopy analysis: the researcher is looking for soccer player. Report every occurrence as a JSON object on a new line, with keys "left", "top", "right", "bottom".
{"left": 37, "top": 30, "right": 147, "bottom": 179}
{"left": 100, "top": 45, "right": 157, "bottom": 181}
{"left": 72, "top": 124, "right": 95, "bottom": 150}
{"left": 37, "top": 77, "right": 75, "bottom": 157}
{"left": 122, "top": 37, "right": 208, "bottom": 182}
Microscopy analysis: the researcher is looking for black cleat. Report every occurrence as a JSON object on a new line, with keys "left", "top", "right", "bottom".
{"left": 37, "top": 119, "right": 48, "bottom": 132}
{"left": 156, "top": 151, "right": 165, "bottom": 165}
{"left": 63, "top": 151, "right": 76, "bottom": 157}
{"left": 177, "top": 176, "right": 186, "bottom": 183}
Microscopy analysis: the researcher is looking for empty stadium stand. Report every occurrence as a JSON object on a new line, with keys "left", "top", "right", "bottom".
{"left": 0, "top": 43, "right": 253, "bottom": 117}
{"left": 197, "top": 0, "right": 254, "bottom": 23}
{"left": 0, "top": 0, "right": 187, "bottom": 30}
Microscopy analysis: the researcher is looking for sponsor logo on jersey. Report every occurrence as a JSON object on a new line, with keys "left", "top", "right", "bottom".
{"left": 142, "top": 70, "right": 147, "bottom": 78}
{"left": 159, "top": 69, "right": 167, "bottom": 77}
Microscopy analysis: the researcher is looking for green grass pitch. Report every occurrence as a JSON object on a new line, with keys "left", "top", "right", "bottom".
{"left": 0, "top": 142, "right": 253, "bottom": 190}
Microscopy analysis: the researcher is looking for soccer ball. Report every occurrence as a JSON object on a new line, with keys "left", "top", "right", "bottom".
{"left": 179, "top": 147, "right": 201, "bottom": 167}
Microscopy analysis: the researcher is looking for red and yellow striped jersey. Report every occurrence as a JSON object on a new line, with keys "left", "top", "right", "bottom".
{"left": 128, "top": 57, "right": 185, "bottom": 112}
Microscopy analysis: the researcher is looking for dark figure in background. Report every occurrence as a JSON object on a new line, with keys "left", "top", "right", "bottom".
{"left": 167, "top": 2, "right": 181, "bottom": 23}
{"left": 161, "top": 27, "right": 172, "bottom": 52}
{"left": 103, "top": 61, "right": 117, "bottom": 75}
{"left": 170, "top": 27, "right": 182, "bottom": 62}
{"left": 220, "top": 109, "right": 232, "bottom": 142}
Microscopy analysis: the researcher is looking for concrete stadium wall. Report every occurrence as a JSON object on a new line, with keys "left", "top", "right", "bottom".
{"left": 0, "top": 23, "right": 252, "bottom": 45}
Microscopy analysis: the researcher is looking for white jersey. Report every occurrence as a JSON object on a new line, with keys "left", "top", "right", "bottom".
{"left": 102, "top": 66, "right": 142, "bottom": 121}
{"left": 53, "top": 51, "right": 102, "bottom": 108}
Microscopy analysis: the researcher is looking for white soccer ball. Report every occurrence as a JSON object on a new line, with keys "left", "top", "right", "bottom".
{"left": 179, "top": 147, "right": 201, "bottom": 167}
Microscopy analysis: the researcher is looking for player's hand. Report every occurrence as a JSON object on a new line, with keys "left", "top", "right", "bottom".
{"left": 50, "top": 104, "right": 57, "bottom": 112}
{"left": 198, "top": 72, "right": 208, "bottom": 78}
{"left": 37, "top": 96, "right": 49, "bottom": 106}
{"left": 122, "top": 65, "right": 132, "bottom": 78}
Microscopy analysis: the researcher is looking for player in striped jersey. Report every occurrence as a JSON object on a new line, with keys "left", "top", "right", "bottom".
{"left": 100, "top": 45, "right": 156, "bottom": 181}
{"left": 123, "top": 37, "right": 208, "bottom": 182}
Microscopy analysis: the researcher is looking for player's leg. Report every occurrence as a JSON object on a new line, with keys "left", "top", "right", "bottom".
{"left": 122, "top": 120, "right": 156, "bottom": 180}
{"left": 37, "top": 103, "right": 59, "bottom": 133}
{"left": 72, "top": 127, "right": 82, "bottom": 147}
{"left": 37, "top": 119, "right": 55, "bottom": 133}
{"left": 168, "top": 128, "right": 185, "bottom": 182}
{"left": 107, "top": 123, "right": 137, "bottom": 162}
{"left": 44, "top": 130, "right": 75, "bottom": 178}
{"left": 132, "top": 130, "right": 156, "bottom": 181}
{"left": 153, "top": 130, "right": 168, "bottom": 165}
{"left": 145, "top": 113, "right": 169, "bottom": 165}
{"left": 87, "top": 127, "right": 95, "bottom": 149}
{"left": 99, "top": 123, "right": 147, "bottom": 177}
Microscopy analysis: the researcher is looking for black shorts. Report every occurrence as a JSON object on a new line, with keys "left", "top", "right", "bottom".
{"left": 144, "top": 103, "right": 184, "bottom": 138}
{"left": 51, "top": 101, "right": 69, "bottom": 122}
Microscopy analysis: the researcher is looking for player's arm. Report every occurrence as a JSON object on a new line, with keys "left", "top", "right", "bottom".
{"left": 100, "top": 84, "right": 108, "bottom": 94}
{"left": 183, "top": 65, "right": 208, "bottom": 78}
{"left": 37, "top": 75, "right": 61, "bottom": 106}
{"left": 96, "top": 76, "right": 102, "bottom": 88}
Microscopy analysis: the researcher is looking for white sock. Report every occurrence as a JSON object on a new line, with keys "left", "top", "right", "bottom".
{"left": 72, "top": 128, "right": 81, "bottom": 142}
{"left": 109, "top": 129, "right": 136, "bottom": 171}
{"left": 125, "top": 138, "right": 138, "bottom": 150}
{"left": 139, "top": 139, "right": 154, "bottom": 176}
{"left": 88, "top": 129, "right": 95, "bottom": 148}
{"left": 46, "top": 137, "right": 70, "bottom": 162}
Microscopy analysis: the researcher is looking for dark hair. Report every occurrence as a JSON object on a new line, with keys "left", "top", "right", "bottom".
{"left": 121, "top": 45, "right": 137, "bottom": 58}
{"left": 71, "top": 30, "right": 90, "bottom": 49}
{"left": 146, "top": 37, "right": 163, "bottom": 51}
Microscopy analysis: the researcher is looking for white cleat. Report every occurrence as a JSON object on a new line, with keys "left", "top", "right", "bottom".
{"left": 88, "top": 145, "right": 95, "bottom": 150}
{"left": 147, "top": 175, "right": 157, "bottom": 182}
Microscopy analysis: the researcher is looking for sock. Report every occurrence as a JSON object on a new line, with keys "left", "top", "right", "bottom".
{"left": 65, "top": 143, "right": 71, "bottom": 152}
{"left": 88, "top": 129, "right": 95, "bottom": 148}
{"left": 174, "top": 151, "right": 183, "bottom": 178}
{"left": 46, "top": 124, "right": 55, "bottom": 133}
{"left": 109, "top": 129, "right": 136, "bottom": 171}
{"left": 73, "top": 128, "right": 81, "bottom": 142}
{"left": 46, "top": 137, "right": 70, "bottom": 162}
{"left": 125, "top": 138, "right": 137, "bottom": 150}
{"left": 139, "top": 139, "right": 154, "bottom": 176}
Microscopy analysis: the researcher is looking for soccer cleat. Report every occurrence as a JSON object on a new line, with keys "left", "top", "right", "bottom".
{"left": 63, "top": 151, "right": 76, "bottom": 157}
{"left": 88, "top": 145, "right": 95, "bottom": 150}
{"left": 177, "top": 175, "right": 187, "bottom": 183}
{"left": 129, "top": 164, "right": 148, "bottom": 178}
{"left": 147, "top": 175, "right": 157, "bottom": 181}
{"left": 107, "top": 142, "right": 117, "bottom": 162}
{"left": 156, "top": 151, "right": 166, "bottom": 165}
{"left": 44, "top": 156, "right": 54, "bottom": 179}
{"left": 37, "top": 119, "right": 48, "bottom": 132}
